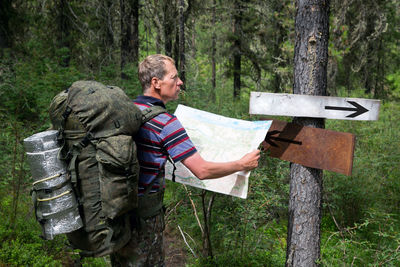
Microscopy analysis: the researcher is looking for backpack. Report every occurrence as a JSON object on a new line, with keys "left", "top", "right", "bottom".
{"left": 48, "top": 80, "right": 166, "bottom": 257}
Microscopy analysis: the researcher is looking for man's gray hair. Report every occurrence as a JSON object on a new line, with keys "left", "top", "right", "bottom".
{"left": 138, "top": 54, "right": 175, "bottom": 92}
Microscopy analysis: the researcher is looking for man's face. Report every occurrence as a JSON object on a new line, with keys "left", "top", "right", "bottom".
{"left": 158, "top": 60, "right": 183, "bottom": 103}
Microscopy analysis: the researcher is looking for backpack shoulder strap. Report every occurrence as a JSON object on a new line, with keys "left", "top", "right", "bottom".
{"left": 141, "top": 105, "right": 167, "bottom": 124}
{"left": 140, "top": 105, "right": 178, "bottom": 183}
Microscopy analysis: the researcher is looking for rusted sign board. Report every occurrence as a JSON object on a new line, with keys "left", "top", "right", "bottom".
{"left": 262, "top": 120, "right": 355, "bottom": 176}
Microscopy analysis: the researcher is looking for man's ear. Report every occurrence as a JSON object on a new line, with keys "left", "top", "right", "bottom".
{"left": 151, "top": 77, "right": 160, "bottom": 90}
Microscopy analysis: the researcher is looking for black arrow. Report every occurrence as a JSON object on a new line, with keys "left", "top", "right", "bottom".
{"left": 265, "top": 130, "right": 302, "bottom": 147}
{"left": 325, "top": 101, "right": 368, "bottom": 118}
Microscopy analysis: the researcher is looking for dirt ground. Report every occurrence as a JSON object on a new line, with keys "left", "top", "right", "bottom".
{"left": 164, "top": 224, "right": 188, "bottom": 267}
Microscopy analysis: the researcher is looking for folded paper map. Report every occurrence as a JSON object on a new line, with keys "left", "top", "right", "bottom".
{"left": 165, "top": 104, "right": 272, "bottom": 198}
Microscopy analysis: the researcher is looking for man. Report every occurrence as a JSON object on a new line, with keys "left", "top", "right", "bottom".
{"left": 110, "top": 54, "right": 260, "bottom": 266}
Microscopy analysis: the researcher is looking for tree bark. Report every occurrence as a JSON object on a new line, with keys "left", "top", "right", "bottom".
{"left": 120, "top": 0, "right": 139, "bottom": 75}
{"left": 174, "top": 30, "right": 180, "bottom": 69}
{"left": 0, "top": 0, "right": 12, "bottom": 50}
{"left": 191, "top": 17, "right": 196, "bottom": 59}
{"left": 56, "top": 0, "right": 71, "bottom": 67}
{"left": 201, "top": 191, "right": 215, "bottom": 258}
{"left": 211, "top": 0, "right": 217, "bottom": 97}
{"left": 363, "top": 13, "right": 376, "bottom": 95}
{"left": 233, "top": 0, "right": 242, "bottom": 99}
{"left": 98, "top": 0, "right": 117, "bottom": 66}
{"left": 178, "top": 0, "right": 186, "bottom": 89}
{"left": 163, "top": 0, "right": 175, "bottom": 57}
{"left": 286, "top": 0, "right": 329, "bottom": 266}
{"left": 272, "top": 0, "right": 285, "bottom": 93}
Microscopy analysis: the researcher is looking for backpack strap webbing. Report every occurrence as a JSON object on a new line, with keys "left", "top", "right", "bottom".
{"left": 140, "top": 105, "right": 178, "bottom": 183}
{"left": 141, "top": 105, "right": 167, "bottom": 124}
{"left": 136, "top": 172, "right": 165, "bottom": 219}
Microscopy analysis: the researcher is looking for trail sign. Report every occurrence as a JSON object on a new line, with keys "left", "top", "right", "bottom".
{"left": 262, "top": 120, "right": 355, "bottom": 176}
{"left": 250, "top": 92, "right": 380, "bottom": 121}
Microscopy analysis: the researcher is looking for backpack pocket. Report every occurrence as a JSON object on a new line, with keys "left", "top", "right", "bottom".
{"left": 96, "top": 135, "right": 139, "bottom": 219}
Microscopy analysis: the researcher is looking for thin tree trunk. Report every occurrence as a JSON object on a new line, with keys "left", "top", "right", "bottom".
{"left": 201, "top": 191, "right": 215, "bottom": 258}
{"left": 174, "top": 30, "right": 180, "bottom": 69}
{"left": 0, "top": 0, "right": 12, "bottom": 50}
{"left": 272, "top": 0, "right": 284, "bottom": 93}
{"left": 374, "top": 36, "right": 384, "bottom": 98}
{"left": 163, "top": 0, "right": 174, "bottom": 57}
{"left": 363, "top": 14, "right": 376, "bottom": 95}
{"left": 191, "top": 17, "right": 196, "bottom": 59}
{"left": 56, "top": 0, "right": 71, "bottom": 67}
{"left": 211, "top": 0, "right": 217, "bottom": 97}
{"left": 120, "top": 0, "right": 139, "bottom": 76}
{"left": 100, "top": 0, "right": 116, "bottom": 66}
{"left": 233, "top": 0, "right": 242, "bottom": 99}
{"left": 179, "top": 0, "right": 186, "bottom": 88}
{"left": 156, "top": 31, "right": 162, "bottom": 54}
{"left": 286, "top": 0, "right": 329, "bottom": 266}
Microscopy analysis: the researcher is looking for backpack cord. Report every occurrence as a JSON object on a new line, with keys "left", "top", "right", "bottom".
{"left": 167, "top": 156, "right": 177, "bottom": 182}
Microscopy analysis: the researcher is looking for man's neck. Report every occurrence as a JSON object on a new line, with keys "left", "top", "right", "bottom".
{"left": 144, "top": 89, "right": 166, "bottom": 104}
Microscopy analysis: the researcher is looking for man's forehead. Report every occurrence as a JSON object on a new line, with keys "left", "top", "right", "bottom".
{"left": 165, "top": 61, "right": 177, "bottom": 74}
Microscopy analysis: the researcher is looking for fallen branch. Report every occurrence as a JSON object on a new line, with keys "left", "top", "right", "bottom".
{"left": 178, "top": 225, "right": 197, "bottom": 258}
{"left": 183, "top": 184, "right": 204, "bottom": 235}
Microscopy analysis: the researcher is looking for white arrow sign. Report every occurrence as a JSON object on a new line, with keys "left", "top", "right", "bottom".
{"left": 249, "top": 92, "right": 380, "bottom": 121}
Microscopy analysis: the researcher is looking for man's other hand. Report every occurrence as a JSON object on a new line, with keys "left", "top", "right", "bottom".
{"left": 238, "top": 149, "right": 261, "bottom": 171}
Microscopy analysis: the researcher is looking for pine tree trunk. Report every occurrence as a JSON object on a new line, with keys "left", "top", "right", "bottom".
{"left": 272, "top": 1, "right": 284, "bottom": 93}
{"left": 211, "top": 0, "right": 217, "bottom": 98}
{"left": 178, "top": 0, "right": 186, "bottom": 89}
{"left": 286, "top": 1, "right": 329, "bottom": 266}
{"left": 56, "top": 0, "right": 71, "bottom": 67}
{"left": 0, "top": 0, "right": 13, "bottom": 50}
{"left": 233, "top": 0, "right": 242, "bottom": 99}
{"left": 120, "top": 0, "right": 139, "bottom": 76}
{"left": 163, "top": 1, "right": 174, "bottom": 57}
{"left": 201, "top": 191, "right": 215, "bottom": 258}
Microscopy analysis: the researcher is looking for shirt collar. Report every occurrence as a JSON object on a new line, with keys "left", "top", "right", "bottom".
{"left": 135, "top": 95, "right": 166, "bottom": 108}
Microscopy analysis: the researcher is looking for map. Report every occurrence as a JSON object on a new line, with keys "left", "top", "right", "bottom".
{"left": 165, "top": 105, "right": 272, "bottom": 198}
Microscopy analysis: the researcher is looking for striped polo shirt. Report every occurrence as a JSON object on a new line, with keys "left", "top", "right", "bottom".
{"left": 134, "top": 96, "right": 197, "bottom": 194}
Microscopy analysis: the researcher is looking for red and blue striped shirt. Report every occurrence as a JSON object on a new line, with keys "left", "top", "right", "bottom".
{"left": 134, "top": 96, "right": 197, "bottom": 194}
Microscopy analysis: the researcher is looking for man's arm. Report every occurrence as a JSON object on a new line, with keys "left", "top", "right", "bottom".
{"left": 181, "top": 150, "right": 260, "bottom": 180}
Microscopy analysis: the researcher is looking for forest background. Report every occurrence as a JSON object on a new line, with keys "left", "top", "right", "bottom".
{"left": 0, "top": 0, "right": 399, "bottom": 266}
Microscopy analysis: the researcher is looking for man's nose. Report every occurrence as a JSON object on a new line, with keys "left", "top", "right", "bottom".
{"left": 177, "top": 78, "right": 183, "bottom": 86}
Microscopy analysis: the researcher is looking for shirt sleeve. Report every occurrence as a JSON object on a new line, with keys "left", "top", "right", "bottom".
{"left": 160, "top": 115, "right": 197, "bottom": 162}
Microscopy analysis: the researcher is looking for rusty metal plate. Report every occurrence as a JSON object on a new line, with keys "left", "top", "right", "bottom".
{"left": 262, "top": 120, "right": 355, "bottom": 176}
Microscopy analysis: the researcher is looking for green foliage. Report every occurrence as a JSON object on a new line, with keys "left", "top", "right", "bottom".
{"left": 324, "top": 100, "right": 400, "bottom": 225}
{"left": 387, "top": 71, "right": 400, "bottom": 99}
{"left": 321, "top": 209, "right": 400, "bottom": 266}
{"left": 0, "top": 195, "right": 65, "bottom": 266}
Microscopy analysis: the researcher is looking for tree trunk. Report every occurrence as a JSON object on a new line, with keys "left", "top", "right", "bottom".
{"left": 0, "top": 0, "right": 12, "bottom": 50}
{"left": 233, "top": 0, "right": 242, "bottom": 99}
{"left": 286, "top": 0, "right": 329, "bottom": 266}
{"left": 56, "top": 0, "right": 71, "bottom": 67}
{"left": 100, "top": 0, "right": 116, "bottom": 65}
{"left": 179, "top": 0, "right": 186, "bottom": 89}
{"left": 374, "top": 36, "right": 384, "bottom": 98}
{"left": 211, "top": 0, "right": 217, "bottom": 98}
{"left": 120, "top": 0, "right": 139, "bottom": 76}
{"left": 163, "top": 0, "right": 175, "bottom": 57}
{"left": 272, "top": 0, "right": 284, "bottom": 93}
{"left": 191, "top": 17, "right": 196, "bottom": 59}
{"left": 363, "top": 14, "right": 376, "bottom": 95}
{"left": 201, "top": 191, "right": 215, "bottom": 258}
{"left": 174, "top": 30, "right": 180, "bottom": 69}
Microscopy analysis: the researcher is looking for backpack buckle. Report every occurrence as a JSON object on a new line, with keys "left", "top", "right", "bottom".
{"left": 79, "top": 132, "right": 94, "bottom": 148}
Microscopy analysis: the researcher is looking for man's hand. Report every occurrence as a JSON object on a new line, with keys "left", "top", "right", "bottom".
{"left": 182, "top": 149, "right": 261, "bottom": 180}
{"left": 238, "top": 149, "right": 261, "bottom": 171}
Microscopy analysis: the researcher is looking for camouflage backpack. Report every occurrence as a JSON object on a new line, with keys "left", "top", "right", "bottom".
{"left": 49, "top": 80, "right": 166, "bottom": 257}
